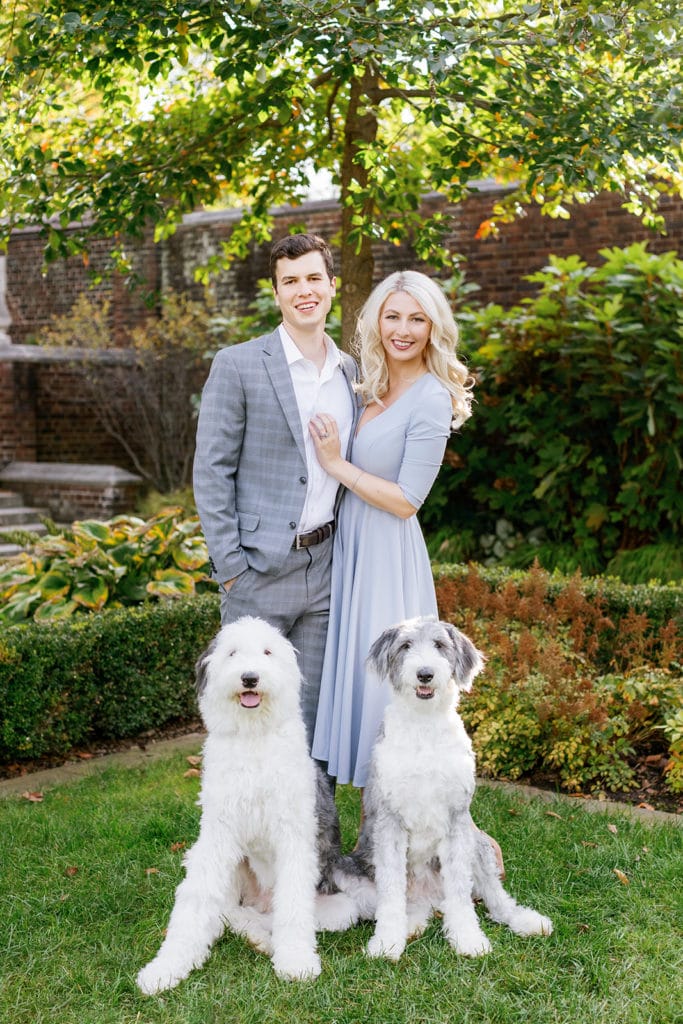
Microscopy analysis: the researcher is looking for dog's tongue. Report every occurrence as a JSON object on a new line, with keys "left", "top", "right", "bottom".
{"left": 240, "top": 692, "right": 261, "bottom": 708}
{"left": 416, "top": 686, "right": 435, "bottom": 699}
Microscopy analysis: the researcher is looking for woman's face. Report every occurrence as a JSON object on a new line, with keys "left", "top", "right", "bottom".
{"left": 378, "top": 291, "right": 431, "bottom": 373}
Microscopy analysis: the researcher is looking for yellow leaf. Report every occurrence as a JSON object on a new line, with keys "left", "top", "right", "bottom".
{"left": 607, "top": 823, "right": 618, "bottom": 834}
{"left": 613, "top": 868, "right": 630, "bottom": 885}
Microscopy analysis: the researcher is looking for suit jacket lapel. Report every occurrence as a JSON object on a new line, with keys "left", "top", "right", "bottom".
{"left": 262, "top": 329, "right": 308, "bottom": 466}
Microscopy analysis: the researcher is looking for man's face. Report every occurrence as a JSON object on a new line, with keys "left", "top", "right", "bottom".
{"left": 273, "top": 251, "right": 336, "bottom": 337}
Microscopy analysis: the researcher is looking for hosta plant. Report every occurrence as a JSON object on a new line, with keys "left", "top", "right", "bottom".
{"left": 0, "top": 509, "right": 214, "bottom": 624}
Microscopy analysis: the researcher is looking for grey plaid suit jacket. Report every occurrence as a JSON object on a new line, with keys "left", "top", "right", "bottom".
{"left": 193, "top": 328, "right": 358, "bottom": 584}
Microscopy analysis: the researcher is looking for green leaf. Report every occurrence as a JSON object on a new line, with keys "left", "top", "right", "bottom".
{"left": 146, "top": 569, "right": 196, "bottom": 598}
{"left": 72, "top": 576, "right": 109, "bottom": 610}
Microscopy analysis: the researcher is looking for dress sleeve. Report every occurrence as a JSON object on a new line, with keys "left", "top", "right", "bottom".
{"left": 397, "top": 385, "right": 452, "bottom": 510}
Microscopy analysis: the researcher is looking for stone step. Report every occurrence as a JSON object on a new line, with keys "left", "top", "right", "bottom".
{"left": 0, "top": 490, "right": 23, "bottom": 509}
{"left": 0, "top": 506, "right": 50, "bottom": 528}
{"left": 2, "top": 520, "right": 49, "bottom": 535}
{"left": 0, "top": 542, "right": 24, "bottom": 561}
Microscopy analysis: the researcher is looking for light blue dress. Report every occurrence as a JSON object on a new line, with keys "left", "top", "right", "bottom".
{"left": 312, "top": 373, "right": 453, "bottom": 786}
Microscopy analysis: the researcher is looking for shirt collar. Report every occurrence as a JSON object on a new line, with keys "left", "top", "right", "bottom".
{"left": 279, "top": 324, "right": 341, "bottom": 370}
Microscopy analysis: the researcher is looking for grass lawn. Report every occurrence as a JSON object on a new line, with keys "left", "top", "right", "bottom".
{"left": 1, "top": 751, "right": 681, "bottom": 1024}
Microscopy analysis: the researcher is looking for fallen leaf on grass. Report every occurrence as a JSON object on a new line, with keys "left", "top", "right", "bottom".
{"left": 183, "top": 768, "right": 201, "bottom": 778}
{"left": 607, "top": 823, "right": 618, "bottom": 834}
{"left": 636, "top": 802, "right": 655, "bottom": 812}
{"left": 64, "top": 866, "right": 79, "bottom": 877}
{"left": 170, "top": 841, "right": 186, "bottom": 853}
{"left": 21, "top": 791, "right": 43, "bottom": 802}
{"left": 577, "top": 923, "right": 590, "bottom": 933}
{"left": 613, "top": 868, "right": 630, "bottom": 885}
{"left": 186, "top": 755, "right": 202, "bottom": 767}
{"left": 545, "top": 811, "right": 563, "bottom": 820}
{"left": 145, "top": 867, "right": 159, "bottom": 876}
{"left": 75, "top": 752, "right": 94, "bottom": 760}
{"left": 581, "top": 841, "right": 598, "bottom": 848}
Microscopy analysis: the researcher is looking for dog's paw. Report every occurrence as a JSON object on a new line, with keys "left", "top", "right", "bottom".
{"left": 447, "top": 926, "right": 492, "bottom": 957}
{"left": 406, "top": 901, "right": 433, "bottom": 940}
{"left": 272, "top": 948, "right": 321, "bottom": 982}
{"left": 137, "top": 959, "right": 187, "bottom": 995}
{"left": 366, "top": 933, "right": 405, "bottom": 961}
{"left": 507, "top": 908, "right": 554, "bottom": 937}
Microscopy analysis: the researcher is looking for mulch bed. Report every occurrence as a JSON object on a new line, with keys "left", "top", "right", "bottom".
{"left": 1, "top": 719, "right": 681, "bottom": 816}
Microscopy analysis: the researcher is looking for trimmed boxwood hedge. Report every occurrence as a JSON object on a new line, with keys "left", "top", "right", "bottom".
{"left": 1, "top": 566, "right": 680, "bottom": 768}
{"left": 0, "top": 593, "right": 219, "bottom": 763}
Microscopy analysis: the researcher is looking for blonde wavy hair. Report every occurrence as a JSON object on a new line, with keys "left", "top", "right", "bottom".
{"left": 352, "top": 270, "right": 474, "bottom": 428}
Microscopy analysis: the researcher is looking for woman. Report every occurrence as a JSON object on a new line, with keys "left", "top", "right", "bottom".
{"left": 309, "top": 270, "right": 473, "bottom": 788}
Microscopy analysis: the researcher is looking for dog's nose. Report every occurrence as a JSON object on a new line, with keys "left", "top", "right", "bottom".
{"left": 416, "top": 667, "right": 434, "bottom": 683}
{"left": 241, "top": 671, "right": 259, "bottom": 688}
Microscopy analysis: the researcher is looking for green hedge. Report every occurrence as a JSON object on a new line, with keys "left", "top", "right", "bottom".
{"left": 2, "top": 566, "right": 681, "bottom": 795}
{"left": 0, "top": 594, "right": 219, "bottom": 763}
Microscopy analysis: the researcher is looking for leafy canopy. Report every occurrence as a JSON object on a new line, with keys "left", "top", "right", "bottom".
{"left": 1, "top": 1, "right": 682, "bottom": 322}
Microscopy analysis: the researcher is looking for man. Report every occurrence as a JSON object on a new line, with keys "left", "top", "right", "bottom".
{"left": 193, "top": 233, "right": 357, "bottom": 745}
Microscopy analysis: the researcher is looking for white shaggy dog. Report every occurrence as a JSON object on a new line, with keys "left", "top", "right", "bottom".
{"left": 337, "top": 616, "right": 553, "bottom": 961}
{"left": 137, "top": 616, "right": 360, "bottom": 994}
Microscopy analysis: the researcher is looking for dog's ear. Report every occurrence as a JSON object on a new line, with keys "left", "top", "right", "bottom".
{"left": 442, "top": 622, "right": 485, "bottom": 692}
{"left": 367, "top": 625, "right": 401, "bottom": 680}
{"left": 195, "top": 635, "right": 218, "bottom": 696}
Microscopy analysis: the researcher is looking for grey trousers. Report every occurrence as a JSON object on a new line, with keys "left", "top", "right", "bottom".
{"left": 218, "top": 533, "right": 334, "bottom": 750}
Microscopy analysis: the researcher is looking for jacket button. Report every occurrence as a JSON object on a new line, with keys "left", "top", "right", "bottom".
{"left": 299, "top": 476, "right": 307, "bottom": 484}
{"left": 289, "top": 521, "right": 297, "bottom": 530}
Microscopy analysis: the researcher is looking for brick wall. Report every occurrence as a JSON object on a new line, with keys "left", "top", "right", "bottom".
{"left": 0, "top": 360, "right": 37, "bottom": 464}
{"left": 0, "top": 349, "right": 142, "bottom": 471}
{"left": 6, "top": 225, "right": 160, "bottom": 345}
{"left": 34, "top": 362, "right": 136, "bottom": 466}
{"left": 2, "top": 187, "right": 682, "bottom": 474}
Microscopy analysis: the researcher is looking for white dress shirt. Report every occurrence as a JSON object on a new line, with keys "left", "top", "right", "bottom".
{"left": 280, "top": 325, "right": 354, "bottom": 533}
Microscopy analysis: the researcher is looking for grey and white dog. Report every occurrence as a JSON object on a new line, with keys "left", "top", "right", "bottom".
{"left": 336, "top": 616, "right": 553, "bottom": 961}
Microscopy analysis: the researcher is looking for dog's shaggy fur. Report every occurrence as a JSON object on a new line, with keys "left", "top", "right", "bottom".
{"left": 137, "top": 616, "right": 360, "bottom": 994}
{"left": 336, "top": 616, "right": 553, "bottom": 961}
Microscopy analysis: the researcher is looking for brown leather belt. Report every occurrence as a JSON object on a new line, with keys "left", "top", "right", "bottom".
{"left": 293, "top": 520, "right": 335, "bottom": 550}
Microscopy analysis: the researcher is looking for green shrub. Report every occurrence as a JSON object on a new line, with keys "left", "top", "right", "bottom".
{"left": 424, "top": 243, "right": 683, "bottom": 580}
{"left": 2, "top": 561, "right": 681, "bottom": 797}
{"left": 0, "top": 594, "right": 219, "bottom": 762}
{"left": 0, "top": 508, "right": 215, "bottom": 624}
{"left": 435, "top": 562, "right": 683, "bottom": 794}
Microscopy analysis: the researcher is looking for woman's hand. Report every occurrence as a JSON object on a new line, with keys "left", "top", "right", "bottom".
{"left": 309, "top": 413, "right": 342, "bottom": 471}
{"left": 310, "top": 412, "right": 416, "bottom": 518}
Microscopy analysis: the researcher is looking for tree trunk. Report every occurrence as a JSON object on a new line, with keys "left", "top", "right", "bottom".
{"left": 339, "top": 64, "right": 379, "bottom": 350}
